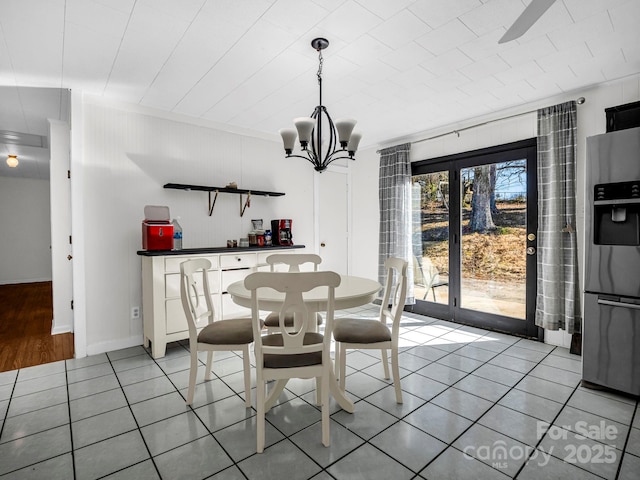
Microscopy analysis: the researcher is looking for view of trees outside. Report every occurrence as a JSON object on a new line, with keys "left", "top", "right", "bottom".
{"left": 413, "top": 159, "right": 527, "bottom": 318}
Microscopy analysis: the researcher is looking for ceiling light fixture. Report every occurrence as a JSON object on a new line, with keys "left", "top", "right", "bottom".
{"left": 279, "top": 38, "right": 362, "bottom": 173}
{"left": 6, "top": 155, "right": 18, "bottom": 168}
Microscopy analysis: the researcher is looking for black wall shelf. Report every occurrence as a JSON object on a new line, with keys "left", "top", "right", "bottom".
{"left": 163, "top": 183, "right": 285, "bottom": 217}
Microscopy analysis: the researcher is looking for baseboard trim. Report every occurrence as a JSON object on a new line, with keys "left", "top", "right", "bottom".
{"left": 0, "top": 278, "right": 53, "bottom": 286}
{"left": 85, "top": 335, "right": 144, "bottom": 357}
{"left": 51, "top": 324, "right": 73, "bottom": 335}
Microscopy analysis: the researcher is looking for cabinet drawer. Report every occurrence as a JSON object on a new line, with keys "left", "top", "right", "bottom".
{"left": 165, "top": 270, "right": 220, "bottom": 298}
{"left": 165, "top": 255, "right": 218, "bottom": 273}
{"left": 220, "top": 253, "right": 257, "bottom": 269}
{"left": 166, "top": 294, "right": 220, "bottom": 334}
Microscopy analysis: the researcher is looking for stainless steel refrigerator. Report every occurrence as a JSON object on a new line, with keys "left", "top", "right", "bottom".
{"left": 583, "top": 126, "right": 640, "bottom": 396}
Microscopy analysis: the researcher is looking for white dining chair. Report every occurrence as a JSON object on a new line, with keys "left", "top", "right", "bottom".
{"left": 333, "top": 257, "right": 408, "bottom": 404}
{"left": 263, "top": 254, "right": 323, "bottom": 332}
{"left": 180, "top": 258, "right": 254, "bottom": 407}
{"left": 245, "top": 270, "right": 341, "bottom": 453}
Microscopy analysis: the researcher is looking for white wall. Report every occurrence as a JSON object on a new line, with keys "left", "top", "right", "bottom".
{"left": 80, "top": 99, "right": 317, "bottom": 354}
{"left": 0, "top": 176, "right": 52, "bottom": 284}
{"left": 350, "top": 74, "right": 640, "bottom": 347}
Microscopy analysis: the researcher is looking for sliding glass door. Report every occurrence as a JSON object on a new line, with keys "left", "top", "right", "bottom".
{"left": 411, "top": 140, "right": 541, "bottom": 339}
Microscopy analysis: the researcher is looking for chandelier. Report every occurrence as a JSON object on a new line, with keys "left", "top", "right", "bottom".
{"left": 279, "top": 38, "right": 362, "bottom": 172}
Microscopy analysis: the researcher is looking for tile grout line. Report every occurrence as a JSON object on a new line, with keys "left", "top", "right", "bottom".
{"left": 509, "top": 347, "right": 590, "bottom": 479}
{"left": 155, "top": 345, "right": 257, "bottom": 479}
{"left": 395, "top": 338, "right": 565, "bottom": 478}
{"left": 98, "top": 349, "right": 164, "bottom": 480}
{"left": 4, "top": 315, "right": 635, "bottom": 480}
{"left": 0, "top": 372, "right": 18, "bottom": 442}
{"left": 63, "top": 360, "right": 78, "bottom": 480}
{"left": 612, "top": 397, "right": 639, "bottom": 480}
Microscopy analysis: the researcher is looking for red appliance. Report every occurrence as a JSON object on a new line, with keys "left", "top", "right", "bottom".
{"left": 271, "top": 219, "right": 293, "bottom": 246}
{"left": 142, "top": 205, "right": 174, "bottom": 250}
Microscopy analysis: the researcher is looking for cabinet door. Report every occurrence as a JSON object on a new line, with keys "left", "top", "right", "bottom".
{"left": 165, "top": 270, "right": 221, "bottom": 298}
{"left": 166, "top": 293, "right": 221, "bottom": 334}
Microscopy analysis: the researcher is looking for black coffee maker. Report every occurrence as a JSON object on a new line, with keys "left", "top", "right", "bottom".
{"left": 271, "top": 219, "right": 293, "bottom": 246}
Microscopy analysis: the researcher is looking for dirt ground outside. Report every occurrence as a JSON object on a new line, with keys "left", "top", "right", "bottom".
{"left": 416, "top": 201, "right": 527, "bottom": 319}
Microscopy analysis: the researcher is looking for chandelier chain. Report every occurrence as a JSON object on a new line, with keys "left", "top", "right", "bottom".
{"left": 317, "top": 50, "right": 323, "bottom": 84}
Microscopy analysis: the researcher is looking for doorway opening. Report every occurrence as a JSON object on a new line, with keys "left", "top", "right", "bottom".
{"left": 0, "top": 87, "right": 74, "bottom": 371}
{"left": 411, "top": 139, "right": 541, "bottom": 339}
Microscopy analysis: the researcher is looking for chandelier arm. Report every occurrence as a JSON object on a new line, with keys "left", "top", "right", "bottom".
{"left": 320, "top": 106, "right": 338, "bottom": 168}
{"left": 286, "top": 153, "right": 320, "bottom": 166}
{"left": 324, "top": 154, "right": 355, "bottom": 167}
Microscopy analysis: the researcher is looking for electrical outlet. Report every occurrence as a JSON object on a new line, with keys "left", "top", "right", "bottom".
{"left": 131, "top": 306, "right": 140, "bottom": 319}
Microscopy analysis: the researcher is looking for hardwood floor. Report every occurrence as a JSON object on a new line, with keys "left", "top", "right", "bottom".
{"left": 0, "top": 281, "right": 74, "bottom": 372}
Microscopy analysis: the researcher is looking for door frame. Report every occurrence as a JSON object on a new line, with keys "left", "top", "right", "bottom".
{"left": 411, "top": 139, "right": 542, "bottom": 340}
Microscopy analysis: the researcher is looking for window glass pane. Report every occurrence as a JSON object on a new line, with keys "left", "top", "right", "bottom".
{"left": 459, "top": 160, "right": 526, "bottom": 319}
{"left": 412, "top": 172, "right": 449, "bottom": 304}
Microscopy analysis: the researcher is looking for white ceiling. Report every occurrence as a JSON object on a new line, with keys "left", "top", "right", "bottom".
{"left": 0, "top": 87, "right": 69, "bottom": 179}
{"left": 1, "top": 0, "right": 639, "bottom": 178}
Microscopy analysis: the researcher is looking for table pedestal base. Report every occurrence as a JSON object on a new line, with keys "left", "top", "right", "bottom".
{"left": 264, "top": 363, "right": 354, "bottom": 413}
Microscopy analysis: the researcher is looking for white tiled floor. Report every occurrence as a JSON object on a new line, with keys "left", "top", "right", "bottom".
{"left": 1, "top": 306, "right": 638, "bottom": 479}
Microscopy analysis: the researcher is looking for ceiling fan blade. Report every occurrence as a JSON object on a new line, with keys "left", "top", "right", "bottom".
{"left": 499, "top": 0, "right": 557, "bottom": 44}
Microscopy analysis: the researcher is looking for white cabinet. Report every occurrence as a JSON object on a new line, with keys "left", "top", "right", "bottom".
{"left": 140, "top": 247, "right": 302, "bottom": 358}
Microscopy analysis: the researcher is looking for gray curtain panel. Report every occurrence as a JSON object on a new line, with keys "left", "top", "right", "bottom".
{"left": 535, "top": 101, "right": 581, "bottom": 333}
{"left": 379, "top": 143, "right": 414, "bottom": 304}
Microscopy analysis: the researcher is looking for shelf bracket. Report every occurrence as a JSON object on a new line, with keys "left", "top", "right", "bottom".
{"left": 208, "top": 190, "right": 220, "bottom": 216}
{"left": 240, "top": 192, "right": 251, "bottom": 217}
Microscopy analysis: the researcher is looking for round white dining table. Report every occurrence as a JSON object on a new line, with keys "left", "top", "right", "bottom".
{"left": 227, "top": 274, "right": 382, "bottom": 413}
{"left": 227, "top": 274, "right": 382, "bottom": 314}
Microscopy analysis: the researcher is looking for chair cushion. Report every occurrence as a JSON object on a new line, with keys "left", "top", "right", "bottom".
{"left": 333, "top": 318, "right": 391, "bottom": 344}
{"left": 261, "top": 332, "right": 324, "bottom": 368}
{"left": 197, "top": 318, "right": 254, "bottom": 345}
{"left": 264, "top": 312, "right": 323, "bottom": 328}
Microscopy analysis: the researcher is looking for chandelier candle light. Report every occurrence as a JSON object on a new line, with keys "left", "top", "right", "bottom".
{"left": 279, "top": 38, "right": 362, "bottom": 172}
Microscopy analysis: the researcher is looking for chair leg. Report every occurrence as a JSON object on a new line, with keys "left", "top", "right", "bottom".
{"left": 381, "top": 348, "right": 390, "bottom": 380}
{"left": 315, "top": 377, "right": 321, "bottom": 406}
{"left": 321, "top": 371, "right": 330, "bottom": 447}
{"left": 391, "top": 346, "right": 403, "bottom": 404}
{"left": 242, "top": 345, "right": 251, "bottom": 408}
{"left": 204, "top": 351, "right": 214, "bottom": 381}
{"left": 256, "top": 372, "right": 265, "bottom": 454}
{"left": 186, "top": 350, "right": 198, "bottom": 405}
{"left": 339, "top": 343, "right": 347, "bottom": 390}
{"left": 334, "top": 341, "right": 341, "bottom": 380}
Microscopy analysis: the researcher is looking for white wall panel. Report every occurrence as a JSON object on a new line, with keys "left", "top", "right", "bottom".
{"left": 81, "top": 101, "right": 314, "bottom": 351}
{"left": 0, "top": 176, "right": 52, "bottom": 284}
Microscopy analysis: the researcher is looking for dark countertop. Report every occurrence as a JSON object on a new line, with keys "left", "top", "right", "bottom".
{"left": 137, "top": 245, "right": 305, "bottom": 256}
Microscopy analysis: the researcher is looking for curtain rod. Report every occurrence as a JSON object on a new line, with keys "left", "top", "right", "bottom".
{"left": 377, "top": 96, "right": 586, "bottom": 153}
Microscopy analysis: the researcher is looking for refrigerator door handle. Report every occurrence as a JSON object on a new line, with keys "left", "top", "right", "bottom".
{"left": 597, "top": 299, "right": 640, "bottom": 310}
